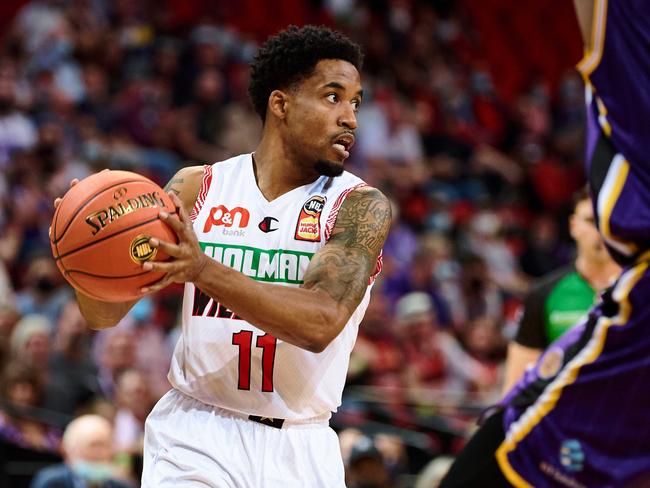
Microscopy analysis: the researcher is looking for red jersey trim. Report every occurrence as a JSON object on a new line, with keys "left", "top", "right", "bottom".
{"left": 189, "top": 164, "right": 213, "bottom": 222}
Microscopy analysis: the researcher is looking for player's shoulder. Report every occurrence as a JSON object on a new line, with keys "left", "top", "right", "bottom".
{"left": 332, "top": 179, "right": 392, "bottom": 236}
{"left": 345, "top": 181, "right": 390, "bottom": 209}
{"left": 172, "top": 165, "right": 205, "bottom": 183}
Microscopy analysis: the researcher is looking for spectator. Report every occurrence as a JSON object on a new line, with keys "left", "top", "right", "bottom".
{"left": 9, "top": 314, "right": 51, "bottom": 371}
{"left": 0, "top": 360, "right": 61, "bottom": 453}
{"left": 0, "top": 63, "right": 37, "bottom": 168}
{"left": 93, "top": 326, "right": 136, "bottom": 401}
{"left": 173, "top": 68, "right": 229, "bottom": 162}
{"left": 345, "top": 435, "right": 392, "bottom": 488}
{"left": 113, "top": 368, "right": 153, "bottom": 456}
{"left": 44, "top": 299, "right": 99, "bottom": 417}
{"left": 16, "top": 254, "right": 71, "bottom": 324}
{"left": 394, "top": 292, "right": 493, "bottom": 407}
{"left": 347, "top": 293, "right": 403, "bottom": 387}
{"left": 30, "top": 414, "right": 132, "bottom": 488}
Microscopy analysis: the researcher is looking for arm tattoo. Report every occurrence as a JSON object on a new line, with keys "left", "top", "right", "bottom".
{"left": 164, "top": 177, "right": 184, "bottom": 196}
{"left": 302, "top": 188, "right": 392, "bottom": 312}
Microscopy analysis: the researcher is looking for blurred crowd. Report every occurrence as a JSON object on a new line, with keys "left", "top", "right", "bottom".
{"left": 0, "top": 0, "right": 585, "bottom": 486}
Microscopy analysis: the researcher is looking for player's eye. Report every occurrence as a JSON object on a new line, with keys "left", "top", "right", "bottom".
{"left": 352, "top": 99, "right": 361, "bottom": 111}
{"left": 326, "top": 93, "right": 338, "bottom": 103}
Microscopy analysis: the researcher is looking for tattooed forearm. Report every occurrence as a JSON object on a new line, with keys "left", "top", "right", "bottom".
{"left": 302, "top": 187, "right": 391, "bottom": 312}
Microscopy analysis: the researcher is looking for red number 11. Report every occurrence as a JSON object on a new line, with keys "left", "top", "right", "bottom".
{"left": 232, "top": 331, "right": 277, "bottom": 392}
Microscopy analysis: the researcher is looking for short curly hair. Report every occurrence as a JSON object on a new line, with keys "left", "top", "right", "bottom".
{"left": 249, "top": 25, "right": 363, "bottom": 122}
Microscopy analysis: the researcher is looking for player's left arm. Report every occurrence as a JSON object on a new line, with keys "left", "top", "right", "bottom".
{"left": 300, "top": 186, "right": 391, "bottom": 324}
{"left": 143, "top": 186, "right": 391, "bottom": 352}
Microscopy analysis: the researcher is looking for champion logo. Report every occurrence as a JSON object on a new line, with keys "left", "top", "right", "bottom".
{"left": 258, "top": 217, "right": 279, "bottom": 233}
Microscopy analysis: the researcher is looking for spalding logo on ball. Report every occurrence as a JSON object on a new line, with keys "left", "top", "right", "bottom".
{"left": 50, "top": 170, "right": 178, "bottom": 302}
{"left": 84, "top": 186, "right": 168, "bottom": 236}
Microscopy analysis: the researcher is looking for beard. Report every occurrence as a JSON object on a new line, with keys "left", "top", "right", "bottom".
{"left": 315, "top": 159, "right": 344, "bottom": 177}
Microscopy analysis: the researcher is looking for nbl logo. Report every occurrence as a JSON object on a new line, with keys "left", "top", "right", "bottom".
{"left": 295, "top": 195, "right": 326, "bottom": 242}
{"left": 130, "top": 235, "right": 157, "bottom": 264}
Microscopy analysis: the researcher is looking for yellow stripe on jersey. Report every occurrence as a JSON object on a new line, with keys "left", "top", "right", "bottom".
{"left": 577, "top": 0, "right": 608, "bottom": 79}
{"left": 595, "top": 96, "right": 612, "bottom": 137}
{"left": 496, "top": 262, "right": 647, "bottom": 487}
{"left": 597, "top": 155, "right": 638, "bottom": 256}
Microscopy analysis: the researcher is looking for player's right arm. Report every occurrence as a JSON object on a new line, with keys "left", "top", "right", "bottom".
{"left": 68, "top": 166, "right": 205, "bottom": 329}
{"left": 501, "top": 284, "right": 547, "bottom": 394}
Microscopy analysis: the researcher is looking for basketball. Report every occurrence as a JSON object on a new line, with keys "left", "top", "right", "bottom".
{"left": 50, "top": 170, "right": 178, "bottom": 302}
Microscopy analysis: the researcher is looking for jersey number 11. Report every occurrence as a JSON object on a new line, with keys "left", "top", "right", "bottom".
{"left": 232, "top": 330, "right": 277, "bottom": 392}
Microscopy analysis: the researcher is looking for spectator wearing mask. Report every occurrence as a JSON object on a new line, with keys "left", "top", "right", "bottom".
{"left": 16, "top": 255, "right": 71, "bottom": 325}
{"left": 30, "top": 414, "right": 132, "bottom": 488}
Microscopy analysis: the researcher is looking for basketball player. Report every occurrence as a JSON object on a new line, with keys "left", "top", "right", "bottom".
{"left": 440, "top": 1, "right": 650, "bottom": 486}
{"left": 502, "top": 188, "right": 619, "bottom": 393}
{"left": 64, "top": 26, "right": 391, "bottom": 486}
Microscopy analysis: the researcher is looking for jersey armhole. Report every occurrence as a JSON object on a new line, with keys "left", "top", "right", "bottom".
{"left": 189, "top": 164, "right": 213, "bottom": 222}
{"left": 323, "top": 182, "right": 383, "bottom": 284}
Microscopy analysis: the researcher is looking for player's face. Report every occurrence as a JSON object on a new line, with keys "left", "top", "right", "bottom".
{"left": 571, "top": 199, "right": 610, "bottom": 263}
{"left": 285, "top": 59, "right": 362, "bottom": 177}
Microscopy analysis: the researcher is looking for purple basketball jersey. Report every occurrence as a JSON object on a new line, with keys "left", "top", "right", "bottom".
{"left": 498, "top": 264, "right": 650, "bottom": 486}
{"left": 581, "top": 0, "right": 650, "bottom": 264}
{"left": 496, "top": 1, "right": 650, "bottom": 484}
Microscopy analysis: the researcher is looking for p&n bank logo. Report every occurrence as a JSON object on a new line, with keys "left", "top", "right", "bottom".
{"left": 203, "top": 205, "right": 250, "bottom": 237}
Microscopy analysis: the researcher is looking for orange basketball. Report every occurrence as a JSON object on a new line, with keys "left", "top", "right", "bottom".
{"left": 50, "top": 170, "right": 178, "bottom": 302}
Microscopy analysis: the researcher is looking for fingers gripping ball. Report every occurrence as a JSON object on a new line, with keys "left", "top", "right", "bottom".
{"left": 50, "top": 170, "right": 178, "bottom": 302}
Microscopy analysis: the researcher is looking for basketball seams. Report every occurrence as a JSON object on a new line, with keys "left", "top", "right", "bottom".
{"left": 52, "top": 178, "right": 151, "bottom": 244}
{"left": 65, "top": 269, "right": 159, "bottom": 279}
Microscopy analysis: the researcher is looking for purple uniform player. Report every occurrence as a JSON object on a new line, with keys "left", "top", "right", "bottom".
{"left": 442, "top": 1, "right": 650, "bottom": 486}
{"left": 497, "top": 2, "right": 650, "bottom": 485}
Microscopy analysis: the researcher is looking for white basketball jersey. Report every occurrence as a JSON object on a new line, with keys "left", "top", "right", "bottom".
{"left": 168, "top": 154, "right": 381, "bottom": 420}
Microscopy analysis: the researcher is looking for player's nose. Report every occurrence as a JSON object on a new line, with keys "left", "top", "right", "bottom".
{"left": 338, "top": 104, "right": 358, "bottom": 130}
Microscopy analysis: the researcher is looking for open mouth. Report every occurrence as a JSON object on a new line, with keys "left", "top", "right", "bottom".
{"left": 332, "top": 133, "right": 355, "bottom": 158}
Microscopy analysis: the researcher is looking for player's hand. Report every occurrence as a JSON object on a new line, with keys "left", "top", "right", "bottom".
{"left": 140, "top": 192, "right": 209, "bottom": 294}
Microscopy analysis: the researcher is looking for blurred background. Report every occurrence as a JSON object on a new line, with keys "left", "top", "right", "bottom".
{"left": 0, "top": 0, "right": 585, "bottom": 486}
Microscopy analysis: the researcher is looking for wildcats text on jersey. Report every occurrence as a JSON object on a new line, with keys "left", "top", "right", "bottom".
{"left": 199, "top": 242, "right": 314, "bottom": 285}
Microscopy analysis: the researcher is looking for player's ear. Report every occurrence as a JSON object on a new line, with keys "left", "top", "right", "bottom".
{"left": 268, "top": 90, "right": 289, "bottom": 120}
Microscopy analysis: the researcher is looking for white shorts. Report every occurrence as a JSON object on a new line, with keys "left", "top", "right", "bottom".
{"left": 141, "top": 389, "right": 346, "bottom": 487}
